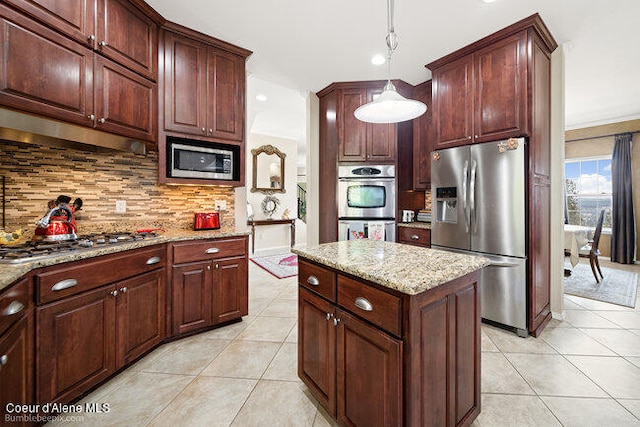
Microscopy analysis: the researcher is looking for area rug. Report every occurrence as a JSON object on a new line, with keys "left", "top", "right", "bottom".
{"left": 251, "top": 253, "right": 298, "bottom": 279}
{"left": 564, "top": 263, "right": 639, "bottom": 308}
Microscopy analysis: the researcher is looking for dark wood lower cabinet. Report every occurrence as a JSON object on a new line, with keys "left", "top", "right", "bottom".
{"left": 212, "top": 256, "right": 248, "bottom": 325}
{"left": 36, "top": 285, "right": 116, "bottom": 404}
{"left": 298, "top": 258, "right": 481, "bottom": 427}
{"left": 0, "top": 315, "right": 33, "bottom": 427}
{"left": 336, "top": 308, "right": 402, "bottom": 427}
{"left": 172, "top": 261, "right": 213, "bottom": 334}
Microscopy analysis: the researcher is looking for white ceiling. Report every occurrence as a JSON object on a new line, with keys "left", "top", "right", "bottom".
{"left": 147, "top": 0, "right": 640, "bottom": 135}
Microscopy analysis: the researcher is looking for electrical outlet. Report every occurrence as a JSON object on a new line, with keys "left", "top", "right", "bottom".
{"left": 215, "top": 200, "right": 227, "bottom": 211}
{"left": 115, "top": 200, "right": 126, "bottom": 213}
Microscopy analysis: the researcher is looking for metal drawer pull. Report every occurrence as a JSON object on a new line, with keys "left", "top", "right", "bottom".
{"left": 411, "top": 234, "right": 420, "bottom": 240}
{"left": 307, "top": 276, "right": 320, "bottom": 286}
{"left": 0, "top": 355, "right": 7, "bottom": 366}
{"left": 205, "top": 248, "right": 220, "bottom": 254}
{"left": 120, "top": 287, "right": 127, "bottom": 294}
{"left": 354, "top": 297, "right": 373, "bottom": 312}
{"left": 3, "top": 301, "right": 24, "bottom": 316}
{"left": 52, "top": 279, "right": 78, "bottom": 291}
{"left": 146, "top": 256, "right": 161, "bottom": 265}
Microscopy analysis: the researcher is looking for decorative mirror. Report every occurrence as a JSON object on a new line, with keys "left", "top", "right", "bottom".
{"left": 251, "top": 144, "right": 286, "bottom": 194}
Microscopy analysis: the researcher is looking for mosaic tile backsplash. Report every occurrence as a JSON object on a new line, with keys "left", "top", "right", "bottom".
{"left": 1, "top": 141, "right": 236, "bottom": 237}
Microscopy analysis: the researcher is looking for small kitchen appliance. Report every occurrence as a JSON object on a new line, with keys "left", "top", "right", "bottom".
{"left": 166, "top": 136, "right": 238, "bottom": 181}
{"left": 401, "top": 210, "right": 415, "bottom": 223}
{"left": 193, "top": 212, "right": 221, "bottom": 230}
{"left": 35, "top": 195, "right": 82, "bottom": 241}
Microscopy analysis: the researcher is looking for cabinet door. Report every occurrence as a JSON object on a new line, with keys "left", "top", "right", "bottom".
{"left": 474, "top": 31, "right": 528, "bottom": 142}
{"left": 96, "top": 0, "right": 157, "bottom": 80}
{"left": 115, "top": 269, "right": 166, "bottom": 369}
{"left": 432, "top": 55, "right": 473, "bottom": 148}
{"left": 0, "top": 315, "right": 33, "bottom": 427}
{"left": 94, "top": 55, "right": 156, "bottom": 142}
{"left": 412, "top": 80, "right": 433, "bottom": 190}
{"left": 207, "top": 48, "right": 245, "bottom": 141}
{"left": 338, "top": 89, "right": 367, "bottom": 162}
{"left": 3, "top": 0, "right": 94, "bottom": 47}
{"left": 163, "top": 31, "right": 208, "bottom": 136}
{"left": 212, "top": 256, "right": 248, "bottom": 325}
{"left": 366, "top": 89, "right": 396, "bottom": 162}
{"left": 36, "top": 285, "right": 116, "bottom": 404}
{"left": 172, "top": 261, "right": 212, "bottom": 335}
{"left": 0, "top": 6, "right": 94, "bottom": 127}
{"left": 336, "top": 308, "right": 402, "bottom": 427}
{"left": 298, "top": 287, "right": 336, "bottom": 416}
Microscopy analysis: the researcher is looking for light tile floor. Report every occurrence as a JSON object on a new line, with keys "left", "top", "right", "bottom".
{"left": 50, "top": 257, "right": 640, "bottom": 426}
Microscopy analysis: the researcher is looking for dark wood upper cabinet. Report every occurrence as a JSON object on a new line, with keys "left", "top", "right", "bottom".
{"left": 0, "top": 5, "right": 94, "bottom": 127}
{"left": 336, "top": 85, "right": 396, "bottom": 163}
{"left": 412, "top": 80, "right": 433, "bottom": 190}
{"left": 5, "top": 0, "right": 158, "bottom": 80}
{"left": 430, "top": 28, "right": 529, "bottom": 148}
{"left": 162, "top": 26, "right": 249, "bottom": 143}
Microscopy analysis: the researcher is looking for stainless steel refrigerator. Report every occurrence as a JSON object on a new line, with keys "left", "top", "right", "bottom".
{"left": 431, "top": 138, "right": 528, "bottom": 337}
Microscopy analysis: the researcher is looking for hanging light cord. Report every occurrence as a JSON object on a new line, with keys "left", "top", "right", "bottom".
{"left": 385, "top": 0, "right": 398, "bottom": 90}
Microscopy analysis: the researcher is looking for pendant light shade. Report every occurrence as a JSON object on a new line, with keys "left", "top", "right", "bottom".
{"left": 354, "top": 82, "right": 427, "bottom": 123}
{"left": 355, "top": 0, "right": 427, "bottom": 124}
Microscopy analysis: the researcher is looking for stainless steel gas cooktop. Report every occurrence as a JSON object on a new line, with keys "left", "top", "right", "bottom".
{"left": 0, "top": 231, "right": 162, "bottom": 264}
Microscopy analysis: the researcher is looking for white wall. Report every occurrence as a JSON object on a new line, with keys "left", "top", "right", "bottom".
{"left": 246, "top": 133, "right": 301, "bottom": 253}
{"left": 306, "top": 92, "right": 320, "bottom": 247}
{"left": 550, "top": 46, "right": 566, "bottom": 320}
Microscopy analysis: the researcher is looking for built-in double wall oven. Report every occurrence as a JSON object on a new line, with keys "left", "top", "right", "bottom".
{"left": 337, "top": 165, "right": 396, "bottom": 242}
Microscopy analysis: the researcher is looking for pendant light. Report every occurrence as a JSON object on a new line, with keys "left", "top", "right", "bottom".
{"left": 354, "top": 0, "right": 427, "bottom": 124}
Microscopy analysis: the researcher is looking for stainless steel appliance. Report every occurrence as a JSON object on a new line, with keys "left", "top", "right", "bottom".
{"left": 167, "top": 137, "right": 235, "bottom": 181}
{"left": 0, "top": 231, "right": 163, "bottom": 264}
{"left": 431, "top": 138, "right": 528, "bottom": 336}
{"left": 338, "top": 165, "right": 396, "bottom": 242}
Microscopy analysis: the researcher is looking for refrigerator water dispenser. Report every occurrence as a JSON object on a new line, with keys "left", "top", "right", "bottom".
{"left": 435, "top": 187, "right": 458, "bottom": 223}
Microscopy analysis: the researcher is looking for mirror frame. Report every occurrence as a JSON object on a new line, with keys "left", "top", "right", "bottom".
{"left": 251, "top": 144, "right": 286, "bottom": 194}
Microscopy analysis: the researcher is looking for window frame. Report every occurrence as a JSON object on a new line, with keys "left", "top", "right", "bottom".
{"left": 564, "top": 155, "right": 612, "bottom": 232}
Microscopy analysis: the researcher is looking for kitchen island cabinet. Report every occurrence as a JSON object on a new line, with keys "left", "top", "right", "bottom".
{"left": 294, "top": 240, "right": 489, "bottom": 427}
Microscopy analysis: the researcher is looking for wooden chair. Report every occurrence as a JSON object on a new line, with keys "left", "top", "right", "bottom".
{"left": 578, "top": 209, "right": 605, "bottom": 283}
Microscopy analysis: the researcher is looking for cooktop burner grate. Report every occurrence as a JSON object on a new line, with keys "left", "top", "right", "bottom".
{"left": 0, "top": 231, "right": 162, "bottom": 264}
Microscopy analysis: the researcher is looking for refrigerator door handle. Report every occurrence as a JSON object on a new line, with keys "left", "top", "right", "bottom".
{"left": 463, "top": 160, "right": 469, "bottom": 232}
{"left": 490, "top": 261, "right": 521, "bottom": 268}
{"left": 470, "top": 160, "right": 477, "bottom": 233}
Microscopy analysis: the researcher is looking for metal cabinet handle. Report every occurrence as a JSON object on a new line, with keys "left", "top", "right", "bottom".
{"left": 307, "top": 276, "right": 320, "bottom": 286}
{"left": 207, "top": 265, "right": 211, "bottom": 270}
{"left": 201, "top": 127, "right": 206, "bottom": 133}
{"left": 214, "top": 263, "right": 219, "bottom": 269}
{"left": 120, "top": 287, "right": 127, "bottom": 293}
{"left": 354, "top": 297, "right": 373, "bottom": 312}
{"left": 99, "top": 41, "right": 107, "bottom": 47}
{"left": 411, "top": 234, "right": 420, "bottom": 240}
{"left": 52, "top": 279, "right": 78, "bottom": 291}
{"left": 467, "top": 136, "right": 472, "bottom": 140}
{"left": 205, "top": 248, "right": 220, "bottom": 254}
{"left": 3, "top": 301, "right": 24, "bottom": 316}
{"left": 88, "top": 35, "right": 96, "bottom": 42}
{"left": 87, "top": 114, "right": 95, "bottom": 120}
{"left": 475, "top": 135, "right": 478, "bottom": 139}
{"left": 0, "top": 355, "right": 7, "bottom": 366}
{"left": 98, "top": 118, "right": 106, "bottom": 124}
{"left": 333, "top": 317, "right": 341, "bottom": 326}
{"left": 110, "top": 290, "right": 118, "bottom": 297}
{"left": 146, "top": 256, "right": 161, "bottom": 265}
{"left": 326, "top": 313, "right": 333, "bottom": 320}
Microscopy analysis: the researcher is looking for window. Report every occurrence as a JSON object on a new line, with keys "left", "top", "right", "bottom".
{"left": 565, "top": 157, "right": 612, "bottom": 229}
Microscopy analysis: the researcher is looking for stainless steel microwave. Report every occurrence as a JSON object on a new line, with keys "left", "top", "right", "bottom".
{"left": 168, "top": 141, "right": 234, "bottom": 180}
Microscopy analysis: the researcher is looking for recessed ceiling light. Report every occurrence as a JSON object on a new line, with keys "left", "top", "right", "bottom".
{"left": 255, "top": 94, "right": 267, "bottom": 102}
{"left": 482, "top": 0, "right": 497, "bottom": 3}
{"left": 371, "top": 54, "right": 386, "bottom": 65}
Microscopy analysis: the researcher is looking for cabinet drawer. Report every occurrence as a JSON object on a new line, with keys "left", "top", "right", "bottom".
{"left": 397, "top": 227, "right": 431, "bottom": 247}
{"left": 0, "top": 277, "right": 30, "bottom": 336}
{"left": 37, "top": 245, "right": 165, "bottom": 304}
{"left": 299, "top": 259, "right": 336, "bottom": 302}
{"left": 171, "top": 238, "right": 246, "bottom": 264}
{"left": 337, "top": 275, "right": 401, "bottom": 337}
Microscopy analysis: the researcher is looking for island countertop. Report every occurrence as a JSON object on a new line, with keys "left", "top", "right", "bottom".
{"left": 292, "top": 240, "right": 490, "bottom": 296}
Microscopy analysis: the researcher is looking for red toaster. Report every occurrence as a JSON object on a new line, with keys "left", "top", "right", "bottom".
{"left": 194, "top": 212, "right": 221, "bottom": 230}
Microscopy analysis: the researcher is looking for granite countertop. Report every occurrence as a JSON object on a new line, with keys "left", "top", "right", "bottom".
{"left": 292, "top": 240, "right": 489, "bottom": 296}
{"left": 397, "top": 221, "right": 431, "bottom": 230}
{"left": 0, "top": 228, "right": 249, "bottom": 292}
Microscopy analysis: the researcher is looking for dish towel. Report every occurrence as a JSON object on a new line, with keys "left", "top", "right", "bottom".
{"left": 349, "top": 222, "right": 365, "bottom": 240}
{"left": 367, "top": 222, "right": 386, "bottom": 241}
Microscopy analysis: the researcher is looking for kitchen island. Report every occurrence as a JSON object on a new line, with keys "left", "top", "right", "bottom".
{"left": 292, "top": 240, "right": 489, "bottom": 427}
